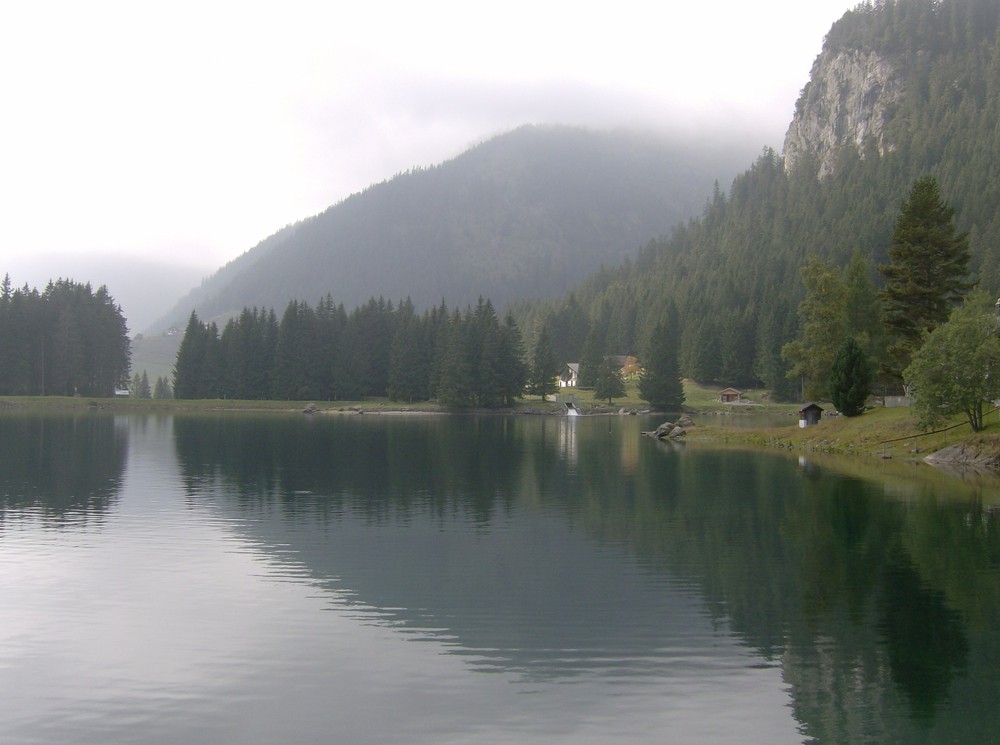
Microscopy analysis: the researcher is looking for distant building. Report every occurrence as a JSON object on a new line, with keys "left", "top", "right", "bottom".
{"left": 560, "top": 363, "right": 579, "bottom": 387}
{"left": 798, "top": 403, "right": 824, "bottom": 427}
{"left": 720, "top": 387, "right": 742, "bottom": 403}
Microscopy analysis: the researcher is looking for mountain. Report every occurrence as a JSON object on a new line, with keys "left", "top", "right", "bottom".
{"left": 515, "top": 0, "right": 1000, "bottom": 396}
{"left": 149, "top": 125, "right": 755, "bottom": 331}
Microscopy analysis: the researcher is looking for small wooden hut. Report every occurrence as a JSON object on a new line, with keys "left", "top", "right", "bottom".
{"left": 798, "top": 403, "right": 824, "bottom": 428}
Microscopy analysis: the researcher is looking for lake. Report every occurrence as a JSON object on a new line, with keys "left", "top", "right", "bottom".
{"left": 1, "top": 410, "right": 999, "bottom": 744}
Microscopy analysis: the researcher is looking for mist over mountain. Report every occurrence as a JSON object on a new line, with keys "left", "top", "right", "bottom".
{"left": 142, "top": 0, "right": 1000, "bottom": 405}
{"left": 150, "top": 125, "right": 755, "bottom": 331}
{"left": 515, "top": 0, "right": 1000, "bottom": 396}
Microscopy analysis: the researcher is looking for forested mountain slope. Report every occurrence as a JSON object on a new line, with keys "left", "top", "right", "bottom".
{"left": 150, "top": 125, "right": 752, "bottom": 332}
{"left": 517, "top": 0, "right": 1000, "bottom": 398}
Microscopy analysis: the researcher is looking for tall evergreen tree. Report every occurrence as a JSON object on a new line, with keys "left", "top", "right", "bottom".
{"left": 828, "top": 337, "right": 873, "bottom": 417}
{"left": 173, "top": 311, "right": 207, "bottom": 399}
{"left": 387, "top": 299, "right": 428, "bottom": 402}
{"left": 130, "top": 370, "right": 152, "bottom": 399}
{"left": 578, "top": 326, "right": 604, "bottom": 388}
{"left": 497, "top": 313, "right": 528, "bottom": 407}
{"left": 153, "top": 376, "right": 173, "bottom": 399}
{"left": 638, "top": 312, "right": 685, "bottom": 411}
{"left": 879, "top": 175, "right": 972, "bottom": 376}
{"left": 527, "top": 325, "right": 559, "bottom": 399}
{"left": 436, "top": 309, "right": 476, "bottom": 407}
{"left": 272, "top": 301, "right": 319, "bottom": 399}
{"left": 51, "top": 304, "right": 85, "bottom": 396}
{"left": 593, "top": 356, "right": 625, "bottom": 405}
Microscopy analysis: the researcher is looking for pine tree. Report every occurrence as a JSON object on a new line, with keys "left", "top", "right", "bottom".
{"left": 497, "top": 313, "right": 528, "bottom": 407}
{"left": 173, "top": 311, "right": 206, "bottom": 399}
{"left": 578, "top": 327, "right": 604, "bottom": 388}
{"left": 153, "top": 376, "right": 173, "bottom": 399}
{"left": 879, "top": 176, "right": 972, "bottom": 376}
{"left": 527, "top": 326, "right": 559, "bottom": 399}
{"left": 638, "top": 315, "right": 685, "bottom": 412}
{"left": 593, "top": 356, "right": 625, "bottom": 405}
{"left": 436, "top": 309, "right": 476, "bottom": 407}
{"left": 387, "top": 300, "right": 428, "bottom": 402}
{"left": 828, "top": 337, "right": 873, "bottom": 417}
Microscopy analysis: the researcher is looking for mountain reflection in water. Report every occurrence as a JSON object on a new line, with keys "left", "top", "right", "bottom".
{"left": 0, "top": 411, "right": 998, "bottom": 744}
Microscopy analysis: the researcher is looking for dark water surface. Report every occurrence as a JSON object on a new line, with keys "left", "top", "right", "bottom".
{"left": 2, "top": 410, "right": 999, "bottom": 744}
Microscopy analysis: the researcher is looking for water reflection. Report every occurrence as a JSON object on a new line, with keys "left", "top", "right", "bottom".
{"left": 1, "top": 410, "right": 997, "bottom": 743}
{"left": 170, "top": 413, "right": 1000, "bottom": 743}
{"left": 172, "top": 414, "right": 713, "bottom": 681}
{"left": 0, "top": 411, "right": 127, "bottom": 522}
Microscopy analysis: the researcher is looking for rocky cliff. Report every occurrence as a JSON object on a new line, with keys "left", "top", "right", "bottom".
{"left": 783, "top": 47, "right": 906, "bottom": 178}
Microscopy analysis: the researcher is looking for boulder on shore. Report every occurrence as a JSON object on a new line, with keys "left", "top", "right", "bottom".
{"left": 642, "top": 418, "right": 690, "bottom": 439}
{"left": 924, "top": 443, "right": 1000, "bottom": 470}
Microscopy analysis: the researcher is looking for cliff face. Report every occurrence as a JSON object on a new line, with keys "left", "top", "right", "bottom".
{"left": 783, "top": 48, "right": 906, "bottom": 178}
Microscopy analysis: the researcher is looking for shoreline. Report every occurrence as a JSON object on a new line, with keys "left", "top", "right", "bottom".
{"left": 5, "top": 394, "right": 1000, "bottom": 470}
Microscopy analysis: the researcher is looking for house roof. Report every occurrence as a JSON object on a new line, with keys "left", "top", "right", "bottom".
{"left": 798, "top": 403, "right": 824, "bottom": 414}
{"left": 719, "top": 387, "right": 741, "bottom": 395}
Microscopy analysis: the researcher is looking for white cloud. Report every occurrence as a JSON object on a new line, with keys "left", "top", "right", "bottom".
{"left": 0, "top": 0, "right": 856, "bottom": 284}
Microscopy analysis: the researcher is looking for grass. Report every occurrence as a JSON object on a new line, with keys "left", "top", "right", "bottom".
{"left": 5, "top": 383, "right": 1000, "bottom": 466}
{"left": 690, "top": 403, "right": 1000, "bottom": 462}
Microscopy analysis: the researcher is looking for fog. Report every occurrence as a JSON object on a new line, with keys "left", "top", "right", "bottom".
{"left": 0, "top": 0, "right": 859, "bottom": 330}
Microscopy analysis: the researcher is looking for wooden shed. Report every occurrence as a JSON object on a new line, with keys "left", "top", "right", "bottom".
{"left": 719, "top": 387, "right": 741, "bottom": 403}
{"left": 798, "top": 403, "right": 824, "bottom": 427}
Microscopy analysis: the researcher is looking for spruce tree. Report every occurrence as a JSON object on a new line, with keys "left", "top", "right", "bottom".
{"left": 638, "top": 317, "right": 685, "bottom": 412}
{"left": 153, "top": 376, "right": 173, "bottom": 399}
{"left": 497, "top": 313, "right": 528, "bottom": 407}
{"left": 173, "top": 311, "right": 206, "bottom": 399}
{"left": 828, "top": 337, "right": 873, "bottom": 417}
{"left": 527, "top": 326, "right": 559, "bottom": 399}
{"left": 387, "top": 301, "right": 426, "bottom": 402}
{"left": 578, "top": 327, "right": 604, "bottom": 388}
{"left": 879, "top": 176, "right": 972, "bottom": 375}
{"left": 593, "top": 356, "right": 625, "bottom": 405}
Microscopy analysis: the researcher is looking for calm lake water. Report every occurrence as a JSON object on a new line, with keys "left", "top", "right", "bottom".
{"left": 2, "top": 410, "right": 999, "bottom": 744}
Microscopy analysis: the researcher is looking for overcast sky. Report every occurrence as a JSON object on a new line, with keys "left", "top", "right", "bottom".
{"left": 1, "top": 0, "right": 858, "bottom": 322}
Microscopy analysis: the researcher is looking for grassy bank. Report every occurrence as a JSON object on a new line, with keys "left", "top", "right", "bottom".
{"left": 4, "top": 382, "right": 999, "bottom": 466}
{"left": 689, "top": 403, "right": 1000, "bottom": 463}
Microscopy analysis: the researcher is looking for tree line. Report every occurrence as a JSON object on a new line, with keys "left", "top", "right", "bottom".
{"left": 173, "top": 296, "right": 550, "bottom": 407}
{"left": 0, "top": 275, "right": 131, "bottom": 397}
